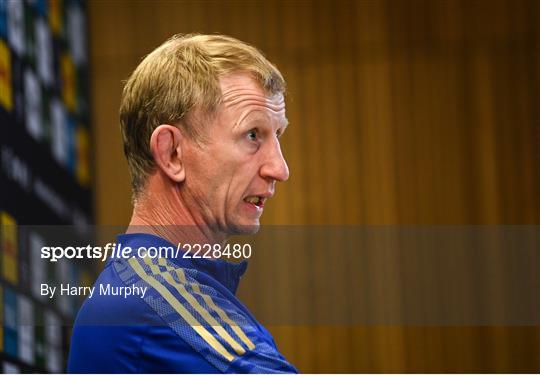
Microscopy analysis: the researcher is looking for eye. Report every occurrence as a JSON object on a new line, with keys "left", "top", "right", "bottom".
{"left": 247, "top": 129, "right": 258, "bottom": 141}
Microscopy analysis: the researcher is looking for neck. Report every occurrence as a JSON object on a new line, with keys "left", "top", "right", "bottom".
{"left": 127, "top": 174, "right": 227, "bottom": 246}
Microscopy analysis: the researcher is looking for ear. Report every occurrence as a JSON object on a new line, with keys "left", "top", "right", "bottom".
{"left": 149, "top": 124, "right": 185, "bottom": 183}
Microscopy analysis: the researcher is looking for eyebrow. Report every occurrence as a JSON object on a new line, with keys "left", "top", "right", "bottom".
{"left": 233, "top": 110, "right": 289, "bottom": 132}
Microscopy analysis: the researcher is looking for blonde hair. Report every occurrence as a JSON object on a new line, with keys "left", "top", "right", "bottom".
{"left": 119, "top": 34, "right": 285, "bottom": 196}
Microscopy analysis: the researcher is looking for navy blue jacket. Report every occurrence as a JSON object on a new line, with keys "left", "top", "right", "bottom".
{"left": 68, "top": 233, "right": 297, "bottom": 373}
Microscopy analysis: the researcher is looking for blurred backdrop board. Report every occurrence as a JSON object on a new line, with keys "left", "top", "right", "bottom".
{"left": 0, "top": 0, "right": 94, "bottom": 372}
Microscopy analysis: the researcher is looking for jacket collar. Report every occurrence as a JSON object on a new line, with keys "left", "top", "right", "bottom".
{"left": 116, "top": 233, "right": 248, "bottom": 295}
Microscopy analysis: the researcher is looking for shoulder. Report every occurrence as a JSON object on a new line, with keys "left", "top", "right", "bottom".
{"left": 68, "top": 259, "right": 220, "bottom": 373}
{"left": 70, "top": 255, "right": 297, "bottom": 373}
{"left": 114, "top": 256, "right": 298, "bottom": 373}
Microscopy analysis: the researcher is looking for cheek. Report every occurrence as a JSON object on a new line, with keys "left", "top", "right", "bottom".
{"left": 186, "top": 144, "right": 256, "bottom": 201}
{"left": 227, "top": 163, "right": 261, "bottom": 199}
{"left": 184, "top": 150, "right": 215, "bottom": 194}
{"left": 188, "top": 153, "right": 231, "bottom": 195}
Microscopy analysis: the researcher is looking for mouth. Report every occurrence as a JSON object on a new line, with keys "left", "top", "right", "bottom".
{"left": 243, "top": 195, "right": 266, "bottom": 208}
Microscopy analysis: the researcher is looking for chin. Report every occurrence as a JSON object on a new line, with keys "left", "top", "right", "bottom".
{"left": 229, "top": 221, "right": 260, "bottom": 235}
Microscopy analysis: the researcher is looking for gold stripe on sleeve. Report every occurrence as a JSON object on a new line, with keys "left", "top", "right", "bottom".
{"left": 157, "top": 257, "right": 174, "bottom": 271}
{"left": 191, "top": 281, "right": 256, "bottom": 350}
{"left": 142, "top": 257, "right": 246, "bottom": 356}
{"left": 127, "top": 257, "right": 235, "bottom": 362}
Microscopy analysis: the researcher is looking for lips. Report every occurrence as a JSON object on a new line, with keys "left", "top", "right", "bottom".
{"left": 243, "top": 196, "right": 265, "bottom": 207}
{"left": 243, "top": 192, "right": 273, "bottom": 208}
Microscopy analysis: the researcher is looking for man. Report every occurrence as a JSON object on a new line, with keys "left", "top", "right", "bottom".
{"left": 67, "top": 34, "right": 297, "bottom": 373}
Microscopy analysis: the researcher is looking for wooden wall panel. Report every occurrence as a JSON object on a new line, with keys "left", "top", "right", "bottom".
{"left": 89, "top": 0, "right": 540, "bottom": 372}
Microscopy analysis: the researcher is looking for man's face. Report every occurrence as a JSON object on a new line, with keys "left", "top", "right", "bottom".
{"left": 181, "top": 73, "right": 289, "bottom": 235}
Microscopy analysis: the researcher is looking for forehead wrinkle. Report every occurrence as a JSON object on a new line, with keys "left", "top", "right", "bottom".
{"left": 223, "top": 91, "right": 285, "bottom": 109}
{"left": 222, "top": 85, "right": 284, "bottom": 106}
{"left": 224, "top": 98, "right": 285, "bottom": 115}
{"left": 221, "top": 86, "right": 262, "bottom": 101}
{"left": 220, "top": 83, "right": 286, "bottom": 131}
{"left": 234, "top": 105, "right": 288, "bottom": 131}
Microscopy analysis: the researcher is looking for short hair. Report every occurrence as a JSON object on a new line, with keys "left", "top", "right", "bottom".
{"left": 119, "top": 33, "right": 286, "bottom": 196}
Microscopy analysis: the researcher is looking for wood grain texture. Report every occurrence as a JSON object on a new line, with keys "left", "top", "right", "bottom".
{"left": 89, "top": 0, "right": 540, "bottom": 371}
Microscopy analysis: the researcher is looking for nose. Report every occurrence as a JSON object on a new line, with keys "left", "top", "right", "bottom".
{"left": 260, "top": 138, "right": 289, "bottom": 182}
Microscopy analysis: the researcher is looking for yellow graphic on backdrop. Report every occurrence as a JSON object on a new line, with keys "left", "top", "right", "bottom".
{"left": 49, "top": 0, "right": 63, "bottom": 36}
{"left": 77, "top": 126, "right": 91, "bottom": 187}
{"left": 0, "top": 40, "right": 13, "bottom": 111}
{"left": 61, "top": 53, "right": 76, "bottom": 111}
{"left": 1, "top": 212, "right": 18, "bottom": 284}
